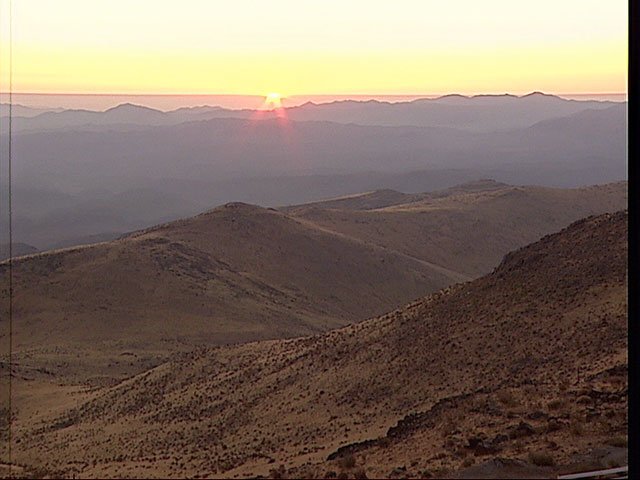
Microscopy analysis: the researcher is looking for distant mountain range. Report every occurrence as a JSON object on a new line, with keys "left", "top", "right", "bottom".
{"left": 0, "top": 92, "right": 627, "bottom": 256}
{"left": 2, "top": 92, "right": 622, "bottom": 133}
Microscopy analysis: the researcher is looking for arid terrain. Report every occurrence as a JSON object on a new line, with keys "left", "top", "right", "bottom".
{"left": 0, "top": 209, "right": 627, "bottom": 478}
{"left": 0, "top": 4, "right": 628, "bottom": 478}
{"left": 0, "top": 181, "right": 627, "bottom": 388}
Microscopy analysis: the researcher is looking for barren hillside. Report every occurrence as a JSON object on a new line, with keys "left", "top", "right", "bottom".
{"left": 6, "top": 210, "right": 626, "bottom": 478}
{"left": 0, "top": 181, "right": 626, "bottom": 389}
{"left": 286, "top": 181, "right": 627, "bottom": 276}
{"left": 0, "top": 202, "right": 459, "bottom": 383}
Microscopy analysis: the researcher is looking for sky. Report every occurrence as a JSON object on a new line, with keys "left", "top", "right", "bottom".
{"left": 0, "top": 0, "right": 628, "bottom": 98}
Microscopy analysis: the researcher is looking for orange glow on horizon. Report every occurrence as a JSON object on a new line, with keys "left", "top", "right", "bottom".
{"left": 0, "top": 1, "right": 627, "bottom": 97}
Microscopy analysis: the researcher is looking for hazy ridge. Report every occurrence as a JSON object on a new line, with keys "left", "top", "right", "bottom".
{"left": 0, "top": 95, "right": 626, "bottom": 252}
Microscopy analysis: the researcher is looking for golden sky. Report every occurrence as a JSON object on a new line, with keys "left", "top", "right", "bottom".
{"left": 0, "top": 0, "right": 628, "bottom": 96}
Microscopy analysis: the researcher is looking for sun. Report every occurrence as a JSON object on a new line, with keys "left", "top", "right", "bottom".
{"left": 252, "top": 92, "right": 289, "bottom": 123}
{"left": 263, "top": 92, "right": 282, "bottom": 109}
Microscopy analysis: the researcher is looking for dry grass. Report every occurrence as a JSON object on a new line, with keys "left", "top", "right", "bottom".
{"left": 3, "top": 210, "right": 628, "bottom": 479}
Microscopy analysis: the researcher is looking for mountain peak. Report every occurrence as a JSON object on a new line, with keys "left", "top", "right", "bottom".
{"left": 105, "top": 103, "right": 161, "bottom": 113}
{"left": 521, "top": 91, "right": 556, "bottom": 99}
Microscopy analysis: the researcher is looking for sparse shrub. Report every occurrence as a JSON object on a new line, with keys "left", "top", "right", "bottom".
{"left": 570, "top": 419, "right": 584, "bottom": 436}
{"left": 269, "top": 464, "right": 286, "bottom": 479}
{"left": 431, "top": 467, "right": 450, "bottom": 477}
{"left": 547, "top": 398, "right": 564, "bottom": 410}
{"left": 378, "top": 437, "right": 391, "bottom": 448}
{"left": 461, "top": 457, "right": 474, "bottom": 468}
{"left": 440, "top": 418, "right": 458, "bottom": 437}
{"left": 353, "top": 467, "right": 368, "bottom": 479}
{"left": 337, "top": 472, "right": 348, "bottom": 480}
{"left": 576, "top": 395, "right": 592, "bottom": 404}
{"left": 339, "top": 454, "right": 356, "bottom": 470}
{"left": 528, "top": 451, "right": 555, "bottom": 466}
{"left": 546, "top": 419, "right": 563, "bottom": 433}
{"left": 497, "top": 390, "right": 518, "bottom": 408}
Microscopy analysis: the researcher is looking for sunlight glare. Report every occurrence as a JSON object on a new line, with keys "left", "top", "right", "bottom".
{"left": 264, "top": 93, "right": 282, "bottom": 109}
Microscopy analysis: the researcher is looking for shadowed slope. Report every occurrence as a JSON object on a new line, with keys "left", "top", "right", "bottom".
{"left": 0, "top": 181, "right": 626, "bottom": 389}
{"left": 0, "top": 202, "right": 457, "bottom": 355}
{"left": 11, "top": 211, "right": 626, "bottom": 478}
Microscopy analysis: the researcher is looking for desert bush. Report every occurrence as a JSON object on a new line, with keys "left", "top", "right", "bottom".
{"left": 497, "top": 390, "right": 518, "bottom": 408}
{"left": 353, "top": 467, "right": 368, "bottom": 479}
{"left": 570, "top": 419, "right": 584, "bottom": 436}
{"left": 547, "top": 398, "right": 564, "bottom": 410}
{"left": 339, "top": 454, "right": 356, "bottom": 470}
{"left": 269, "top": 464, "right": 286, "bottom": 479}
{"left": 431, "top": 467, "right": 450, "bottom": 477}
{"left": 440, "top": 418, "right": 458, "bottom": 437}
{"left": 269, "top": 469, "right": 282, "bottom": 479}
{"left": 377, "top": 437, "right": 391, "bottom": 448}
{"left": 461, "top": 457, "right": 474, "bottom": 468}
{"left": 528, "top": 451, "right": 555, "bottom": 466}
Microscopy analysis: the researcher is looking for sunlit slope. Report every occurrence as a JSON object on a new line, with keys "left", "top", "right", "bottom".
{"left": 13, "top": 211, "right": 626, "bottom": 478}
{"left": 286, "top": 181, "right": 627, "bottom": 277}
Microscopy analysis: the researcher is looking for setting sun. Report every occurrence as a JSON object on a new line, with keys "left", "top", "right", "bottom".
{"left": 264, "top": 93, "right": 283, "bottom": 109}
{"left": 0, "top": 0, "right": 626, "bottom": 96}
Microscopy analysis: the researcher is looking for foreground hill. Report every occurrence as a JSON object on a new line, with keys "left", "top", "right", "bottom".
{"left": 0, "top": 202, "right": 461, "bottom": 381}
{"left": 8, "top": 211, "right": 627, "bottom": 478}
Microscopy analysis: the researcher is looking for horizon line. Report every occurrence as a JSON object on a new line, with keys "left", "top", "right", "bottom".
{"left": 0, "top": 91, "right": 628, "bottom": 97}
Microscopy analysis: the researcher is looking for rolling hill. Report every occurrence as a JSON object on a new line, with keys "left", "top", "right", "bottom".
{"left": 5, "top": 210, "right": 626, "bottom": 478}
{"left": 284, "top": 180, "right": 627, "bottom": 277}
{"left": 0, "top": 201, "right": 461, "bottom": 384}
{"left": 0, "top": 181, "right": 626, "bottom": 388}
